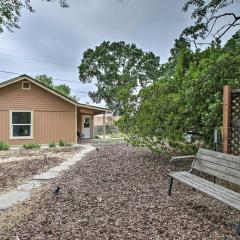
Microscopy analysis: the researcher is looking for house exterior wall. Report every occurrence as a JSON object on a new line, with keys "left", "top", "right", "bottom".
{"left": 0, "top": 80, "right": 76, "bottom": 145}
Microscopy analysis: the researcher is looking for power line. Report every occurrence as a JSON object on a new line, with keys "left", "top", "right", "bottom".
{"left": 0, "top": 70, "right": 89, "bottom": 94}
{"left": 0, "top": 70, "right": 19, "bottom": 75}
{"left": 0, "top": 52, "right": 75, "bottom": 68}
{"left": 0, "top": 70, "right": 79, "bottom": 83}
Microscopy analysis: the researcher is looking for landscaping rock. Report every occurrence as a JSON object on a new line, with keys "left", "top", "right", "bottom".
{"left": 59, "top": 161, "right": 76, "bottom": 166}
{"left": 48, "top": 165, "right": 70, "bottom": 173}
{"left": 0, "top": 191, "right": 30, "bottom": 210}
{"left": 17, "top": 180, "right": 42, "bottom": 191}
{"left": 33, "top": 171, "right": 59, "bottom": 180}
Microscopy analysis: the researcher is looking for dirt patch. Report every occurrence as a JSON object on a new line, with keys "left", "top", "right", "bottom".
{"left": 0, "top": 144, "right": 239, "bottom": 239}
{"left": 0, "top": 147, "right": 82, "bottom": 193}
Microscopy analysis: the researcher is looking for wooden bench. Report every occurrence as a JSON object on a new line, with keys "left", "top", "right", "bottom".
{"left": 168, "top": 148, "right": 240, "bottom": 235}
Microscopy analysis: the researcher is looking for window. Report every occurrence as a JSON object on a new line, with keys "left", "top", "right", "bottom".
{"left": 10, "top": 111, "right": 33, "bottom": 138}
{"left": 22, "top": 81, "right": 31, "bottom": 90}
{"left": 84, "top": 117, "right": 90, "bottom": 128}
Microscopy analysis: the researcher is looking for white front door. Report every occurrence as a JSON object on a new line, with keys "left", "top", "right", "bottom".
{"left": 82, "top": 116, "right": 91, "bottom": 139}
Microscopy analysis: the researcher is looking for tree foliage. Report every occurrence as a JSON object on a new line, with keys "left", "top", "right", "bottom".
{"left": 181, "top": 0, "right": 240, "bottom": 45}
{"left": 79, "top": 41, "right": 161, "bottom": 115}
{"left": 0, "top": 0, "right": 69, "bottom": 33}
{"left": 77, "top": 1, "right": 240, "bottom": 151}
{"left": 35, "top": 74, "right": 78, "bottom": 101}
{"left": 118, "top": 31, "right": 240, "bottom": 150}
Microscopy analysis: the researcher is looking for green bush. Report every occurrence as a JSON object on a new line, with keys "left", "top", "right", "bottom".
{"left": 0, "top": 141, "right": 10, "bottom": 151}
{"left": 23, "top": 143, "right": 41, "bottom": 149}
{"left": 48, "top": 142, "right": 56, "bottom": 148}
{"left": 94, "top": 134, "right": 100, "bottom": 139}
{"left": 59, "top": 140, "right": 72, "bottom": 147}
{"left": 59, "top": 139, "right": 65, "bottom": 147}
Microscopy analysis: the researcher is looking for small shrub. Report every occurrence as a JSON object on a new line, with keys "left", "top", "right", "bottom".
{"left": 0, "top": 141, "right": 10, "bottom": 151}
{"left": 49, "top": 142, "right": 56, "bottom": 148}
{"left": 23, "top": 143, "right": 41, "bottom": 149}
{"left": 59, "top": 139, "right": 65, "bottom": 147}
{"left": 59, "top": 140, "right": 72, "bottom": 147}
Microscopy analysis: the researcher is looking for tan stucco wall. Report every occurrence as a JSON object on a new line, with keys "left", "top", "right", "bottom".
{"left": 0, "top": 80, "right": 76, "bottom": 145}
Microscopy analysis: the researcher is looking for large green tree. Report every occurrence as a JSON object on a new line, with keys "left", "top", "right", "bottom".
{"left": 0, "top": 0, "right": 69, "bottom": 33}
{"left": 119, "top": 31, "right": 240, "bottom": 150}
{"left": 35, "top": 74, "right": 78, "bottom": 101}
{"left": 79, "top": 41, "right": 161, "bottom": 115}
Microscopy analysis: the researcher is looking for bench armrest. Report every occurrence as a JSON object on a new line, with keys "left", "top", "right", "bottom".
{"left": 170, "top": 155, "right": 195, "bottom": 162}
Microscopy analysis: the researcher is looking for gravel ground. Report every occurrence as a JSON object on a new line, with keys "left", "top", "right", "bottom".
{"left": 0, "top": 147, "right": 82, "bottom": 193}
{"left": 0, "top": 144, "right": 239, "bottom": 239}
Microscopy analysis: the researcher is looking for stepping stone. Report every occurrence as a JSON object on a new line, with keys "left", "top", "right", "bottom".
{"left": 0, "top": 146, "right": 95, "bottom": 211}
{"left": 48, "top": 165, "right": 69, "bottom": 173}
{"left": 60, "top": 161, "right": 76, "bottom": 166}
{"left": 68, "top": 157, "right": 84, "bottom": 162}
{"left": 33, "top": 171, "right": 59, "bottom": 180}
{"left": 17, "top": 180, "right": 42, "bottom": 191}
{"left": 0, "top": 191, "right": 30, "bottom": 210}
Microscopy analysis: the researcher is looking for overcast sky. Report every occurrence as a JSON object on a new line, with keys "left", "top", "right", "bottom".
{"left": 0, "top": 0, "right": 233, "bottom": 106}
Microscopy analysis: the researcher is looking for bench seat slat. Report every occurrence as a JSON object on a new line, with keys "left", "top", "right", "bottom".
{"left": 179, "top": 172, "right": 240, "bottom": 200}
{"left": 171, "top": 172, "right": 240, "bottom": 210}
{"left": 171, "top": 172, "right": 240, "bottom": 202}
{"left": 170, "top": 171, "right": 240, "bottom": 210}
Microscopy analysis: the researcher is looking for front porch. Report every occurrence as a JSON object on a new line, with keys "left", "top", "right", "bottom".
{"left": 76, "top": 104, "right": 108, "bottom": 142}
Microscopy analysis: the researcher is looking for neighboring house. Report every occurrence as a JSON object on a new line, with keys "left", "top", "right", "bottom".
{"left": 94, "top": 114, "right": 121, "bottom": 135}
{"left": 94, "top": 114, "right": 120, "bottom": 127}
{"left": 0, "top": 75, "right": 108, "bottom": 145}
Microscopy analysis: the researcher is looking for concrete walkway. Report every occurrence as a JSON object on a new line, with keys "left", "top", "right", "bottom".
{"left": 0, "top": 144, "right": 95, "bottom": 211}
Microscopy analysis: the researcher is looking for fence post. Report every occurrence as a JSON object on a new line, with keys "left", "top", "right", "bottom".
{"left": 103, "top": 113, "right": 106, "bottom": 142}
{"left": 223, "top": 85, "right": 231, "bottom": 153}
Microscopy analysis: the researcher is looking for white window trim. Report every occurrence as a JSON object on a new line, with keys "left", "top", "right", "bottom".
{"left": 9, "top": 110, "right": 34, "bottom": 140}
{"left": 22, "top": 81, "right": 31, "bottom": 90}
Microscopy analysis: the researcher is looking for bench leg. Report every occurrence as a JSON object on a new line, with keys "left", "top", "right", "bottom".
{"left": 168, "top": 176, "right": 173, "bottom": 196}
{"left": 213, "top": 176, "right": 216, "bottom": 184}
{"left": 236, "top": 223, "right": 240, "bottom": 236}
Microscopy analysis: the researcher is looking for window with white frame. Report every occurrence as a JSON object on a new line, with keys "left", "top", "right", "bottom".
{"left": 11, "top": 111, "right": 33, "bottom": 138}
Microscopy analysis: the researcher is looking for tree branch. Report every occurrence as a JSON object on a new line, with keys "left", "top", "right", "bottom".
{"left": 213, "top": 22, "right": 240, "bottom": 38}
{"left": 205, "top": 12, "right": 240, "bottom": 39}
{"left": 207, "top": 12, "right": 238, "bottom": 25}
{"left": 217, "top": 19, "right": 240, "bottom": 39}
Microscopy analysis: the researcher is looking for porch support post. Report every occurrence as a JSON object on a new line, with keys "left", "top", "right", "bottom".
{"left": 223, "top": 85, "right": 231, "bottom": 154}
{"left": 75, "top": 106, "right": 78, "bottom": 144}
{"left": 103, "top": 113, "right": 106, "bottom": 141}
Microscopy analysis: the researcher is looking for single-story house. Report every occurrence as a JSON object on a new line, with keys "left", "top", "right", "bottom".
{"left": 0, "top": 75, "right": 108, "bottom": 145}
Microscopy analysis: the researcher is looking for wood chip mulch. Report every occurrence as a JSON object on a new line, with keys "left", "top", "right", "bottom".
{"left": 0, "top": 144, "right": 239, "bottom": 239}
{"left": 0, "top": 147, "right": 82, "bottom": 193}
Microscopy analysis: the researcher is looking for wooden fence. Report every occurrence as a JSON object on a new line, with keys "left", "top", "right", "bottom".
{"left": 223, "top": 85, "right": 240, "bottom": 155}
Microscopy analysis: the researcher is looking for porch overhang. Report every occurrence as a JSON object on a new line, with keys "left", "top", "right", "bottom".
{"left": 77, "top": 104, "right": 109, "bottom": 115}
{"left": 76, "top": 104, "right": 109, "bottom": 142}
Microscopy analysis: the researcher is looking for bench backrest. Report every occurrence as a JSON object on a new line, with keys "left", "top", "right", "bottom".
{"left": 193, "top": 148, "right": 240, "bottom": 185}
